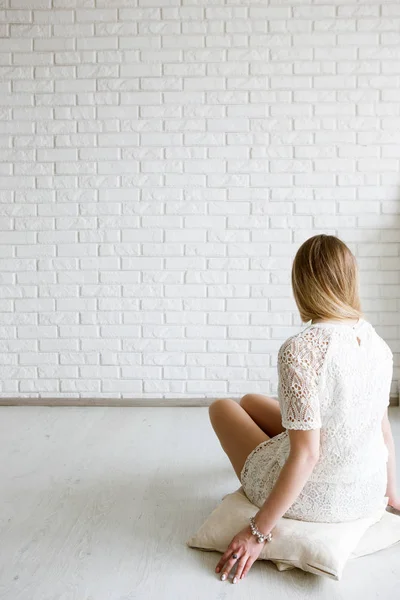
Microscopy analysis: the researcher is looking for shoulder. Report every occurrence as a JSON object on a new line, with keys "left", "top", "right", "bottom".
{"left": 278, "top": 327, "right": 333, "bottom": 366}
{"left": 363, "top": 321, "right": 393, "bottom": 361}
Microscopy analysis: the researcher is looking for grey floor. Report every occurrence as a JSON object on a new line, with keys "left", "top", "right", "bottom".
{"left": 0, "top": 406, "right": 399, "bottom": 600}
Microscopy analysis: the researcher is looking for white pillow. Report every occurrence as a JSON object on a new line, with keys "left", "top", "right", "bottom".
{"left": 187, "top": 487, "right": 400, "bottom": 580}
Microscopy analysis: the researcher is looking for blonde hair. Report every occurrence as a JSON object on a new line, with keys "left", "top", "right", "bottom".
{"left": 291, "top": 234, "right": 362, "bottom": 323}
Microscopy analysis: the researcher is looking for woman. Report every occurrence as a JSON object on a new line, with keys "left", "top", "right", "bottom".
{"left": 209, "top": 234, "right": 399, "bottom": 584}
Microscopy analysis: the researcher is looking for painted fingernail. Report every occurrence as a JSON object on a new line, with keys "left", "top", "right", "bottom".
{"left": 233, "top": 577, "right": 237, "bottom": 584}
{"left": 215, "top": 567, "right": 220, "bottom": 573}
{"left": 221, "top": 574, "right": 226, "bottom": 581}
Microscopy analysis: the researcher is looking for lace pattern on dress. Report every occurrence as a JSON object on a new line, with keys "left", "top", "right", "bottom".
{"left": 240, "top": 322, "right": 393, "bottom": 522}
{"left": 240, "top": 432, "right": 287, "bottom": 485}
{"left": 278, "top": 328, "right": 331, "bottom": 430}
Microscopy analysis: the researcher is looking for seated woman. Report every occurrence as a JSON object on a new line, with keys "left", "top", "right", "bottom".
{"left": 209, "top": 234, "right": 399, "bottom": 584}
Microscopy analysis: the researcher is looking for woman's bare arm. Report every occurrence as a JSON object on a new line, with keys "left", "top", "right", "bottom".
{"left": 251, "top": 428, "right": 320, "bottom": 534}
{"left": 382, "top": 408, "right": 399, "bottom": 509}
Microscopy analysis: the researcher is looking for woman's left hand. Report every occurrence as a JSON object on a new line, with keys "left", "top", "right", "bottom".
{"left": 215, "top": 524, "right": 265, "bottom": 583}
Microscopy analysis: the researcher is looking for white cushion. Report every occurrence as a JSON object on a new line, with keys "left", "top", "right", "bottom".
{"left": 187, "top": 487, "right": 400, "bottom": 580}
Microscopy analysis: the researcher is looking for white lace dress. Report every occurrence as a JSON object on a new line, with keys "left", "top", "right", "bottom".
{"left": 240, "top": 318, "right": 393, "bottom": 522}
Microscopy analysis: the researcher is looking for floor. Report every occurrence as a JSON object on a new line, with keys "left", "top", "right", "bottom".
{"left": 0, "top": 407, "right": 399, "bottom": 600}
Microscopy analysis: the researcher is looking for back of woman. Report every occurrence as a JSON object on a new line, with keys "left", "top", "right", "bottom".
{"left": 277, "top": 318, "right": 393, "bottom": 521}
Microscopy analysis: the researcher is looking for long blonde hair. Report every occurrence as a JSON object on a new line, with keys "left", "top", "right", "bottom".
{"left": 292, "top": 235, "right": 362, "bottom": 323}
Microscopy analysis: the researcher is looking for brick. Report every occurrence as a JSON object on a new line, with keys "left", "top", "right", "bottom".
{"left": 0, "top": 2, "right": 398, "bottom": 399}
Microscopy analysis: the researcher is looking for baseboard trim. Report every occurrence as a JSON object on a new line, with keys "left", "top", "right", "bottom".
{"left": 0, "top": 397, "right": 222, "bottom": 407}
{"left": 0, "top": 396, "right": 398, "bottom": 407}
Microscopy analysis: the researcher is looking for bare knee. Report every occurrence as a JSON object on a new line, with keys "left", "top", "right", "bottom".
{"left": 239, "top": 393, "right": 254, "bottom": 411}
{"left": 208, "top": 398, "right": 235, "bottom": 423}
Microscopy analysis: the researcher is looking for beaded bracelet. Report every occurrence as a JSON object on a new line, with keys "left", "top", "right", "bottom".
{"left": 249, "top": 516, "right": 273, "bottom": 544}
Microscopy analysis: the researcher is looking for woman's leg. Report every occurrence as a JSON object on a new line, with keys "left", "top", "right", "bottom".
{"left": 209, "top": 398, "right": 270, "bottom": 481}
{"left": 239, "top": 393, "right": 285, "bottom": 438}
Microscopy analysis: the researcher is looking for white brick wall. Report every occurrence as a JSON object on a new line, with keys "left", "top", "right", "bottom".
{"left": 1, "top": 0, "right": 399, "bottom": 401}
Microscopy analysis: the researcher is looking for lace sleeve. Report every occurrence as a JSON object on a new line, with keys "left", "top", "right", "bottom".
{"left": 278, "top": 330, "right": 330, "bottom": 430}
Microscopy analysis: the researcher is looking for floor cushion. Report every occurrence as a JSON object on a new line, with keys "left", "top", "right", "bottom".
{"left": 187, "top": 487, "right": 400, "bottom": 580}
